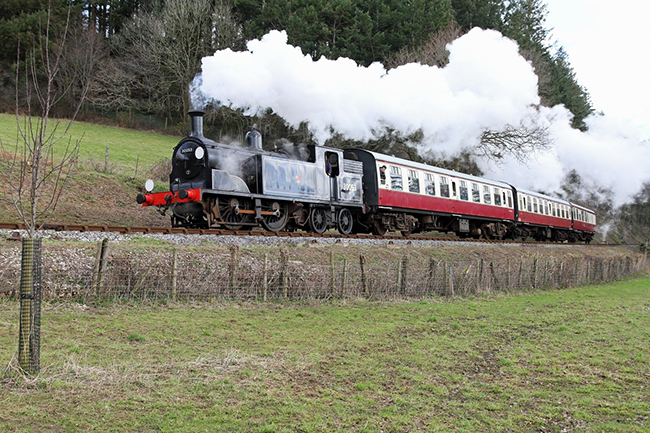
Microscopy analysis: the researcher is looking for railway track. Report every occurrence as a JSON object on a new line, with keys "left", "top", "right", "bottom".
{"left": 0, "top": 221, "right": 620, "bottom": 246}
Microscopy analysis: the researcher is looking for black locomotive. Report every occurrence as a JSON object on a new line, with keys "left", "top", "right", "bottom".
{"left": 138, "top": 111, "right": 365, "bottom": 234}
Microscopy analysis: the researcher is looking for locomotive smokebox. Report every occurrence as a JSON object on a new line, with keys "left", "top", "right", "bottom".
{"left": 188, "top": 110, "right": 205, "bottom": 138}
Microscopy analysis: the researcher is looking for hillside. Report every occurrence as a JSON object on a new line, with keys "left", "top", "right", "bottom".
{"left": 0, "top": 114, "right": 180, "bottom": 228}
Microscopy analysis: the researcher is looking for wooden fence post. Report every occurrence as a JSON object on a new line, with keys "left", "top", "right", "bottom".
{"left": 341, "top": 259, "right": 348, "bottom": 297}
{"left": 171, "top": 249, "right": 178, "bottom": 300}
{"left": 280, "top": 249, "right": 288, "bottom": 299}
{"left": 104, "top": 146, "right": 109, "bottom": 173}
{"left": 489, "top": 262, "right": 497, "bottom": 292}
{"left": 229, "top": 245, "right": 239, "bottom": 295}
{"left": 330, "top": 250, "right": 335, "bottom": 295}
{"left": 400, "top": 256, "right": 408, "bottom": 295}
{"left": 91, "top": 238, "right": 110, "bottom": 297}
{"left": 263, "top": 253, "right": 268, "bottom": 302}
{"left": 91, "top": 241, "right": 102, "bottom": 298}
{"left": 448, "top": 264, "right": 455, "bottom": 297}
{"left": 360, "top": 255, "right": 368, "bottom": 297}
{"left": 428, "top": 258, "right": 437, "bottom": 295}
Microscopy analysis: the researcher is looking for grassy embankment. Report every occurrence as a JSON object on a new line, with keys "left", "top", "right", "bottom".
{"left": 0, "top": 113, "right": 180, "bottom": 226}
{"left": 1, "top": 278, "right": 649, "bottom": 432}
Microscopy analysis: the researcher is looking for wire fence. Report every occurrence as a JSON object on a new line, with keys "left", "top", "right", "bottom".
{"left": 0, "top": 241, "right": 646, "bottom": 302}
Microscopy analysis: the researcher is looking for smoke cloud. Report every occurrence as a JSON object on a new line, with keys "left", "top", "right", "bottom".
{"left": 192, "top": 28, "right": 650, "bottom": 205}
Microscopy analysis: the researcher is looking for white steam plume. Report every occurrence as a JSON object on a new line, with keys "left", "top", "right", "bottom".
{"left": 192, "top": 28, "right": 650, "bottom": 205}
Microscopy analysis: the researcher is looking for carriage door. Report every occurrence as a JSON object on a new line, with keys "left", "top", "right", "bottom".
{"left": 325, "top": 152, "right": 340, "bottom": 202}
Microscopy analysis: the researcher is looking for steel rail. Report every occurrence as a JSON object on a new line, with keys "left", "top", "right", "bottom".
{"left": 0, "top": 221, "right": 625, "bottom": 247}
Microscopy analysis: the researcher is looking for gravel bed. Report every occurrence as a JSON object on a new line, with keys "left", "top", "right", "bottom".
{"left": 0, "top": 228, "right": 585, "bottom": 249}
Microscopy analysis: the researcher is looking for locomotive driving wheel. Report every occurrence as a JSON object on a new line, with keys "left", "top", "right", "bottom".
{"left": 261, "top": 201, "right": 288, "bottom": 232}
{"left": 309, "top": 207, "right": 329, "bottom": 234}
{"left": 337, "top": 208, "right": 354, "bottom": 235}
{"left": 217, "top": 197, "right": 251, "bottom": 230}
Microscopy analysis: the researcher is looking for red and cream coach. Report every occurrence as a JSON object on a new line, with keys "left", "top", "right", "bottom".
{"left": 344, "top": 149, "right": 595, "bottom": 242}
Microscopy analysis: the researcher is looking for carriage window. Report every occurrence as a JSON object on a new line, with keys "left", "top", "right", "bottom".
{"left": 439, "top": 176, "right": 450, "bottom": 198}
{"left": 459, "top": 181, "right": 469, "bottom": 201}
{"left": 552, "top": 203, "right": 556, "bottom": 216}
{"left": 472, "top": 183, "right": 480, "bottom": 203}
{"left": 494, "top": 188, "right": 502, "bottom": 206}
{"left": 483, "top": 185, "right": 491, "bottom": 204}
{"left": 527, "top": 197, "right": 532, "bottom": 212}
{"left": 379, "top": 165, "right": 387, "bottom": 185}
{"left": 545, "top": 202, "right": 549, "bottom": 215}
{"left": 522, "top": 197, "right": 526, "bottom": 210}
{"left": 390, "top": 166, "right": 403, "bottom": 190}
{"left": 507, "top": 191, "right": 512, "bottom": 208}
{"left": 425, "top": 173, "right": 435, "bottom": 196}
{"left": 408, "top": 170, "right": 420, "bottom": 193}
{"left": 533, "top": 198, "right": 538, "bottom": 213}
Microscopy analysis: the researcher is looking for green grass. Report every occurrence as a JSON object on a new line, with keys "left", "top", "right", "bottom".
{"left": 1, "top": 278, "right": 649, "bottom": 432}
{"left": 0, "top": 113, "right": 180, "bottom": 171}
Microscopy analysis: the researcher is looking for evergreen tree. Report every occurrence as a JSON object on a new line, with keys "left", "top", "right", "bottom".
{"left": 451, "top": 0, "right": 503, "bottom": 31}
{"left": 233, "top": 0, "right": 454, "bottom": 66}
{"left": 500, "top": 0, "right": 548, "bottom": 51}
{"left": 546, "top": 47, "right": 593, "bottom": 130}
{"left": 0, "top": 0, "right": 81, "bottom": 67}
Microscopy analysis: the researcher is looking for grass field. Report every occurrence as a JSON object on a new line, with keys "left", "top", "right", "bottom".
{"left": 1, "top": 278, "right": 649, "bottom": 432}
{"left": 0, "top": 113, "right": 179, "bottom": 172}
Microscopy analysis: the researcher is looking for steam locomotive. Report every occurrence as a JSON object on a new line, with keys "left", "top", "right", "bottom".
{"left": 137, "top": 111, "right": 596, "bottom": 242}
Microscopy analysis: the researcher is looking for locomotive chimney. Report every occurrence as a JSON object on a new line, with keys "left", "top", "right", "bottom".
{"left": 188, "top": 110, "right": 205, "bottom": 138}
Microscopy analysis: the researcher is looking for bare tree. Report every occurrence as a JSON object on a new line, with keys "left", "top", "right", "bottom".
{"left": 108, "top": 0, "right": 240, "bottom": 121}
{"left": 385, "top": 23, "right": 463, "bottom": 69}
{"left": 477, "top": 114, "right": 553, "bottom": 164}
{"left": 0, "top": 2, "right": 96, "bottom": 237}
